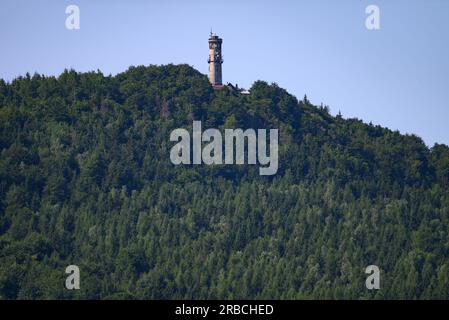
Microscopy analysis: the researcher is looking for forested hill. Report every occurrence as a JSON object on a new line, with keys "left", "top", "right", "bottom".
{"left": 0, "top": 64, "right": 448, "bottom": 299}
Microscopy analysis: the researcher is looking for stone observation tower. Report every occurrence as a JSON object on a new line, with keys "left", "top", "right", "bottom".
{"left": 208, "top": 31, "right": 223, "bottom": 88}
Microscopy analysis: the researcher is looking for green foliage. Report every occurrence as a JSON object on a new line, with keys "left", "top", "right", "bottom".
{"left": 0, "top": 64, "right": 448, "bottom": 299}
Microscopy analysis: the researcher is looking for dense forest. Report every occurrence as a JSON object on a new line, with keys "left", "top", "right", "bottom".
{"left": 0, "top": 64, "right": 448, "bottom": 299}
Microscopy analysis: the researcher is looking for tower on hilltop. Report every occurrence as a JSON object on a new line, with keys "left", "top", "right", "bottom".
{"left": 208, "top": 31, "right": 223, "bottom": 88}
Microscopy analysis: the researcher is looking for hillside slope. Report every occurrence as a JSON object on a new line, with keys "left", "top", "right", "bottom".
{"left": 0, "top": 64, "right": 448, "bottom": 299}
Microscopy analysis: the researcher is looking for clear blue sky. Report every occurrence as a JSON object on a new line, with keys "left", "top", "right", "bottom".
{"left": 1, "top": 0, "right": 448, "bottom": 146}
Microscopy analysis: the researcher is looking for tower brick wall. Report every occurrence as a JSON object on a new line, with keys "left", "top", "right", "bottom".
{"left": 208, "top": 33, "right": 223, "bottom": 86}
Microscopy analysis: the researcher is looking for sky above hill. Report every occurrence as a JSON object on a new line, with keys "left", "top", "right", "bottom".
{"left": 1, "top": 0, "right": 448, "bottom": 146}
